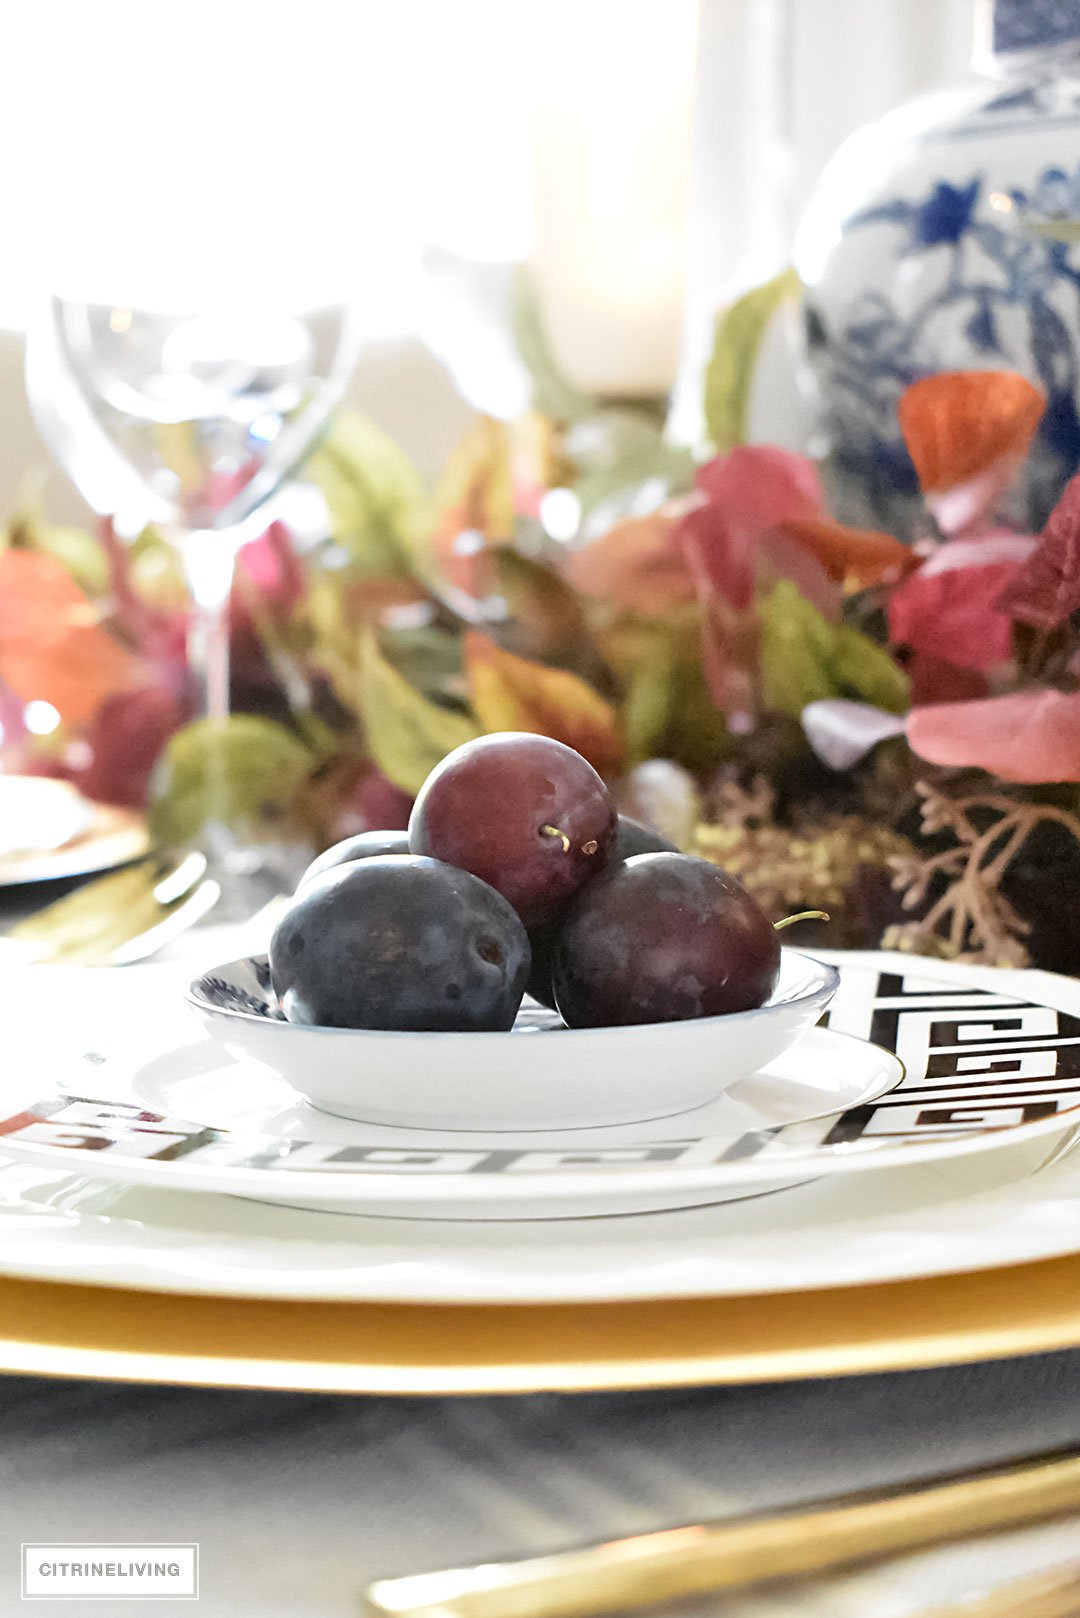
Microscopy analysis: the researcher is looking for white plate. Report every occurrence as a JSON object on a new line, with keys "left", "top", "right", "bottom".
{"left": 186, "top": 949, "right": 839, "bottom": 1130}
{"left": 2, "top": 952, "right": 1080, "bottom": 1219}
{"left": 0, "top": 776, "right": 91, "bottom": 858}
{"left": 0, "top": 1104, "right": 1072, "bottom": 1302}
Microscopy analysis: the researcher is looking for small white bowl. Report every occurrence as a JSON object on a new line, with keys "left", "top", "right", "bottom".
{"left": 186, "top": 950, "right": 838, "bottom": 1132}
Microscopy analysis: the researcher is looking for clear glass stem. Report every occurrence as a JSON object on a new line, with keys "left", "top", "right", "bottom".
{"left": 182, "top": 528, "right": 235, "bottom": 725}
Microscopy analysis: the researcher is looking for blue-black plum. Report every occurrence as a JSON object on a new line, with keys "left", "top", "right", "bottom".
{"left": 270, "top": 855, "right": 530, "bottom": 1032}
{"left": 526, "top": 816, "right": 677, "bottom": 1008}
{"left": 551, "top": 853, "right": 779, "bottom": 1028}
{"left": 297, "top": 830, "right": 410, "bottom": 893}
{"left": 409, "top": 733, "right": 616, "bottom": 926}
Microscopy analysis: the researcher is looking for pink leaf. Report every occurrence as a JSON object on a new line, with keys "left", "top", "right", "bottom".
{"left": 907, "top": 689, "right": 1080, "bottom": 782}
{"left": 678, "top": 447, "right": 825, "bottom": 611}
{"left": 694, "top": 445, "right": 824, "bottom": 524}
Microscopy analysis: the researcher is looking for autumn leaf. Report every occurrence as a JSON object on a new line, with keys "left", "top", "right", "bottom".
{"left": 621, "top": 618, "right": 729, "bottom": 775}
{"left": 565, "top": 510, "right": 695, "bottom": 617}
{"left": 359, "top": 633, "right": 479, "bottom": 795}
{"left": 907, "top": 689, "right": 1080, "bottom": 782}
{"left": 760, "top": 580, "right": 909, "bottom": 718}
{"left": 997, "top": 469, "right": 1080, "bottom": 629}
{"left": 150, "top": 716, "right": 313, "bottom": 846}
{"left": 465, "top": 631, "right": 622, "bottom": 776}
{"left": 889, "top": 530, "right": 1037, "bottom": 669}
{"left": 305, "top": 411, "right": 428, "bottom": 578}
{"left": 897, "top": 371, "right": 1045, "bottom": 534}
{"left": 0, "top": 549, "right": 140, "bottom": 725}
{"left": 778, "top": 517, "right": 914, "bottom": 588}
{"left": 678, "top": 446, "right": 825, "bottom": 611}
{"left": 429, "top": 416, "right": 516, "bottom": 600}
{"left": 490, "top": 546, "right": 592, "bottom": 661}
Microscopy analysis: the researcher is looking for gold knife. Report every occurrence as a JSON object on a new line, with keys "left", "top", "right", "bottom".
{"left": 364, "top": 1449, "right": 1080, "bottom": 1618}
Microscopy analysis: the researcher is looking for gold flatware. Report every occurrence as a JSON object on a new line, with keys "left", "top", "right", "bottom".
{"left": 5, "top": 852, "right": 217, "bottom": 965}
{"left": 364, "top": 1450, "right": 1080, "bottom": 1618}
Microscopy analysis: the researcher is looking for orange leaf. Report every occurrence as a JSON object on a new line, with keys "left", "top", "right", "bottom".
{"left": 429, "top": 416, "right": 516, "bottom": 601}
{"left": 898, "top": 371, "right": 1045, "bottom": 534}
{"left": 778, "top": 517, "right": 915, "bottom": 588}
{"left": 565, "top": 511, "right": 696, "bottom": 616}
{"left": 465, "top": 631, "right": 622, "bottom": 776}
{"left": 0, "top": 550, "right": 140, "bottom": 725}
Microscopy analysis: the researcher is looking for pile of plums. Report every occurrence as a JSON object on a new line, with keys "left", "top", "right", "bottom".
{"left": 269, "top": 732, "right": 782, "bottom": 1032}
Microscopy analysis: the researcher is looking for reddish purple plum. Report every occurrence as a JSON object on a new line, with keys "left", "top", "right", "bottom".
{"left": 409, "top": 733, "right": 616, "bottom": 926}
{"left": 551, "top": 853, "right": 780, "bottom": 1028}
{"left": 526, "top": 816, "right": 677, "bottom": 1008}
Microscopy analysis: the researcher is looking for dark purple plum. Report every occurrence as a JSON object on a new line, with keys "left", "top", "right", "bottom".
{"left": 270, "top": 856, "right": 530, "bottom": 1032}
{"left": 525, "top": 816, "right": 677, "bottom": 1008}
{"left": 409, "top": 733, "right": 616, "bottom": 926}
{"left": 551, "top": 853, "right": 780, "bottom": 1028}
{"left": 297, "top": 830, "right": 410, "bottom": 894}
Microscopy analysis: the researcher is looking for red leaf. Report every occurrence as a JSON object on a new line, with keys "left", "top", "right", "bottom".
{"left": 906, "top": 652, "right": 989, "bottom": 705}
{"left": 78, "top": 687, "right": 182, "bottom": 808}
{"left": 907, "top": 689, "right": 1080, "bottom": 782}
{"left": 678, "top": 446, "right": 825, "bottom": 610}
{"left": 888, "top": 531, "right": 1036, "bottom": 670}
{"left": 997, "top": 470, "right": 1080, "bottom": 629}
{"left": 898, "top": 372, "right": 1045, "bottom": 534}
{"left": 694, "top": 445, "right": 823, "bottom": 522}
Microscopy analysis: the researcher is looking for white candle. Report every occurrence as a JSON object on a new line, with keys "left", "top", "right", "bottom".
{"left": 531, "top": 0, "right": 697, "bottom": 397}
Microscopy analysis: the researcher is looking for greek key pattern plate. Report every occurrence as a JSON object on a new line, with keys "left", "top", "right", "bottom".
{"left": 0, "top": 962, "right": 1078, "bottom": 1205}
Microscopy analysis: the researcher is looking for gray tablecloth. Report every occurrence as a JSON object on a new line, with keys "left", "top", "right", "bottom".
{"left": 3, "top": 1357, "right": 1080, "bottom": 1616}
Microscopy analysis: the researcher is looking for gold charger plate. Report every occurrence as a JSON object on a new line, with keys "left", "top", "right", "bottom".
{"left": 3, "top": 1255, "right": 1080, "bottom": 1393}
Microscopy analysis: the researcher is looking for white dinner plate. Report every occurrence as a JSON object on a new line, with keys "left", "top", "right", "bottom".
{"left": 0, "top": 1105, "right": 1071, "bottom": 1302}
{"left": 1, "top": 952, "right": 1080, "bottom": 1220}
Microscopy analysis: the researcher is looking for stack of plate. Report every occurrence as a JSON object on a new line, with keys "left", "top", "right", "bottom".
{"left": 0, "top": 776, "right": 147, "bottom": 887}
{"left": 2, "top": 944, "right": 1080, "bottom": 1393}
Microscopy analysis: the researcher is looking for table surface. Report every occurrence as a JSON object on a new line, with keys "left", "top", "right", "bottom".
{"left": 3, "top": 1360, "right": 1080, "bottom": 1617}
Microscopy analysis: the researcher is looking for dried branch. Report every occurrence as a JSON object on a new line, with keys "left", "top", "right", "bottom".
{"left": 885, "top": 781, "right": 1080, "bottom": 967}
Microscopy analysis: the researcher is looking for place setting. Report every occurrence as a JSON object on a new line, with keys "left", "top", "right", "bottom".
{"left": 12, "top": 5, "right": 1080, "bottom": 1613}
{"left": 5, "top": 729, "right": 1080, "bottom": 1397}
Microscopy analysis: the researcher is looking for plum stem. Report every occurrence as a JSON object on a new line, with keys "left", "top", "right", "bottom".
{"left": 774, "top": 910, "right": 830, "bottom": 930}
{"left": 540, "top": 824, "right": 572, "bottom": 853}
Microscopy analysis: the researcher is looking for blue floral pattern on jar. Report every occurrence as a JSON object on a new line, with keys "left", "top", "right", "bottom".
{"left": 799, "top": 67, "right": 1080, "bottom": 538}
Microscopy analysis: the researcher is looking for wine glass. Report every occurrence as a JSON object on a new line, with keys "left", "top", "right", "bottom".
{"left": 26, "top": 292, "right": 357, "bottom": 906}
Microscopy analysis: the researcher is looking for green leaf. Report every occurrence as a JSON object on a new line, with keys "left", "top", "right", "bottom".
{"left": 621, "top": 614, "right": 730, "bottom": 775}
{"left": 149, "top": 716, "right": 313, "bottom": 848}
{"left": 760, "top": 580, "right": 910, "bottom": 719}
{"left": 380, "top": 623, "right": 469, "bottom": 708}
{"left": 831, "top": 622, "right": 911, "bottom": 714}
{"left": 568, "top": 409, "right": 695, "bottom": 521}
{"left": 359, "top": 633, "right": 479, "bottom": 795}
{"left": 305, "top": 412, "right": 428, "bottom": 577}
{"left": 3, "top": 502, "right": 109, "bottom": 597}
{"left": 704, "top": 268, "right": 800, "bottom": 452}
{"left": 511, "top": 269, "right": 597, "bottom": 424}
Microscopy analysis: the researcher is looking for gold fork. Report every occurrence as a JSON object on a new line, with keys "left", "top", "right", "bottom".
{"left": 364, "top": 1449, "right": 1080, "bottom": 1618}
